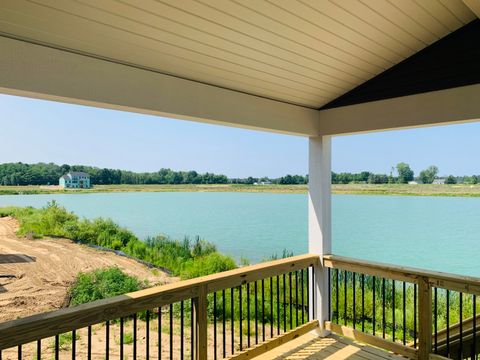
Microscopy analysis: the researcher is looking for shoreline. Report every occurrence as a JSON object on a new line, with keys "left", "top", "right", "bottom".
{"left": 2, "top": 183, "right": 480, "bottom": 197}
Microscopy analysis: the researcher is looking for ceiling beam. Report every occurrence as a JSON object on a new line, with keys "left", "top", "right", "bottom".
{"left": 0, "top": 36, "right": 320, "bottom": 137}
{"left": 318, "top": 84, "right": 480, "bottom": 136}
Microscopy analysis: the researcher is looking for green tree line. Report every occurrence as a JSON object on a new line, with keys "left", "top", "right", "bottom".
{"left": 0, "top": 162, "right": 476, "bottom": 186}
{"left": 0, "top": 163, "right": 229, "bottom": 186}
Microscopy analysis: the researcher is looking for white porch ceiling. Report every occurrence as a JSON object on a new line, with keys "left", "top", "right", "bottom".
{"left": 0, "top": 0, "right": 476, "bottom": 109}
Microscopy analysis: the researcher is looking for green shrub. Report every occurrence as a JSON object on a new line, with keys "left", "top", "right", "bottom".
{"left": 69, "top": 267, "right": 141, "bottom": 306}
{"left": 1, "top": 203, "right": 238, "bottom": 279}
{"left": 180, "top": 253, "right": 237, "bottom": 279}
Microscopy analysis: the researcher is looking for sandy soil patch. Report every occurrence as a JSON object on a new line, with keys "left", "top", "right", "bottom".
{"left": 0, "top": 217, "right": 172, "bottom": 323}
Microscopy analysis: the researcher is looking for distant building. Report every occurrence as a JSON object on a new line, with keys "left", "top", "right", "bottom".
{"left": 433, "top": 178, "right": 446, "bottom": 185}
{"left": 253, "top": 181, "right": 272, "bottom": 186}
{"left": 59, "top": 172, "right": 91, "bottom": 188}
{"left": 408, "top": 181, "right": 419, "bottom": 185}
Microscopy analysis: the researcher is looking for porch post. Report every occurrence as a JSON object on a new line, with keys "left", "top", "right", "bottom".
{"left": 308, "top": 136, "right": 332, "bottom": 335}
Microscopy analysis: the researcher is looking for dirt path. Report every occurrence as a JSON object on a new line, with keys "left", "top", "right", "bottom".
{"left": 0, "top": 217, "right": 172, "bottom": 323}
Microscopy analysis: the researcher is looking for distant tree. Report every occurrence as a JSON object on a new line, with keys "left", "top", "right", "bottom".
{"left": 367, "top": 173, "right": 389, "bottom": 184}
{"left": 445, "top": 175, "right": 457, "bottom": 184}
{"left": 396, "top": 163, "right": 414, "bottom": 184}
{"left": 419, "top": 165, "right": 439, "bottom": 184}
{"left": 464, "top": 175, "right": 479, "bottom": 185}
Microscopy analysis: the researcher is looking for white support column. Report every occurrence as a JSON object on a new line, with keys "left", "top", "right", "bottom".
{"left": 308, "top": 136, "right": 332, "bottom": 335}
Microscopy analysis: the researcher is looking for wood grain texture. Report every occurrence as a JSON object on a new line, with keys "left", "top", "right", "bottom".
{"left": 226, "top": 320, "right": 318, "bottom": 360}
{"left": 325, "top": 321, "right": 418, "bottom": 359}
{"left": 418, "top": 277, "right": 432, "bottom": 360}
{"left": 193, "top": 284, "right": 208, "bottom": 360}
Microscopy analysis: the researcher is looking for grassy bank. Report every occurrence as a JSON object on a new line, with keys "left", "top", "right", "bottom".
{"left": 2, "top": 183, "right": 480, "bottom": 196}
{"left": 0, "top": 202, "right": 236, "bottom": 279}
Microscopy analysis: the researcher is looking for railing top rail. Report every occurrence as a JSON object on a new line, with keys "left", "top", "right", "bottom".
{"left": 0, "top": 253, "right": 319, "bottom": 350}
{"left": 324, "top": 254, "right": 480, "bottom": 294}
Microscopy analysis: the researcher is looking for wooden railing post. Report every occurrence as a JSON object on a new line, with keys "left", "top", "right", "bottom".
{"left": 193, "top": 284, "right": 208, "bottom": 360}
{"left": 418, "top": 276, "right": 432, "bottom": 360}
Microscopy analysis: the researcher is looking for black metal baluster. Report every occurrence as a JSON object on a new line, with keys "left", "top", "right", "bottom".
{"left": 231, "top": 287, "right": 235, "bottom": 354}
{"left": 289, "top": 272, "right": 293, "bottom": 330}
{"left": 434, "top": 288, "right": 438, "bottom": 353}
{"left": 169, "top": 304, "right": 173, "bottom": 360}
{"left": 353, "top": 272, "right": 356, "bottom": 329}
{"left": 283, "top": 274, "right": 287, "bottom": 332}
{"left": 255, "top": 281, "right": 259, "bottom": 344}
{"left": 336, "top": 269, "right": 339, "bottom": 324}
{"left": 18, "top": 345, "right": 21, "bottom": 360}
{"left": 473, "top": 295, "right": 477, "bottom": 360}
{"left": 392, "top": 280, "right": 395, "bottom": 342}
{"left": 190, "top": 301, "right": 194, "bottom": 360}
{"left": 295, "top": 272, "right": 299, "bottom": 328}
{"left": 306, "top": 269, "right": 310, "bottom": 322}
{"left": 134, "top": 313, "right": 138, "bottom": 360}
{"left": 158, "top": 308, "right": 162, "bottom": 360}
{"left": 55, "top": 334, "right": 59, "bottom": 360}
{"left": 344, "top": 270, "right": 347, "bottom": 326}
{"left": 146, "top": 310, "right": 151, "bottom": 360}
{"left": 414, "top": 284, "right": 417, "bottom": 348}
{"left": 72, "top": 330, "right": 77, "bottom": 360}
{"left": 180, "top": 302, "right": 184, "bottom": 360}
{"left": 460, "top": 292, "right": 463, "bottom": 359}
{"left": 262, "top": 279, "right": 266, "bottom": 341}
{"left": 403, "top": 282, "right": 407, "bottom": 346}
{"left": 327, "top": 268, "right": 331, "bottom": 323}
{"left": 302, "top": 269, "right": 305, "bottom": 325}
{"left": 277, "top": 276, "right": 280, "bottom": 335}
{"left": 361, "top": 274, "right": 365, "bottom": 332}
{"left": 270, "top": 277, "right": 274, "bottom": 337}
{"left": 37, "top": 340, "right": 41, "bottom": 360}
{"left": 120, "top": 318, "right": 124, "bottom": 360}
{"left": 239, "top": 286, "right": 243, "bottom": 350}
{"left": 222, "top": 290, "right": 226, "bottom": 358}
{"left": 214, "top": 293, "right": 217, "bottom": 360}
{"left": 247, "top": 283, "right": 251, "bottom": 348}
{"left": 446, "top": 290, "right": 450, "bottom": 356}
{"left": 373, "top": 276, "right": 376, "bottom": 336}
{"left": 382, "top": 278, "right": 386, "bottom": 339}
{"left": 312, "top": 267, "right": 315, "bottom": 320}
{"left": 88, "top": 325, "right": 92, "bottom": 360}
{"left": 105, "top": 322, "right": 109, "bottom": 360}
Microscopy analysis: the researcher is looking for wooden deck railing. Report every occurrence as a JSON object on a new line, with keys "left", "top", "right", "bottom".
{"left": 324, "top": 254, "right": 480, "bottom": 360}
{"left": 3, "top": 253, "right": 480, "bottom": 360}
{"left": 0, "top": 254, "right": 319, "bottom": 360}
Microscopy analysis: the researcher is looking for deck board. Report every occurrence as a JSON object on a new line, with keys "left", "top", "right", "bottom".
{"left": 261, "top": 333, "right": 406, "bottom": 360}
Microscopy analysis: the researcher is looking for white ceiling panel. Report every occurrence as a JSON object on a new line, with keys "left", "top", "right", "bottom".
{"left": 0, "top": 0, "right": 475, "bottom": 108}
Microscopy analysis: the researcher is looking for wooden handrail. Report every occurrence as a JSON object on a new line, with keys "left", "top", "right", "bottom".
{"left": 0, "top": 253, "right": 319, "bottom": 350}
{"left": 324, "top": 254, "right": 480, "bottom": 295}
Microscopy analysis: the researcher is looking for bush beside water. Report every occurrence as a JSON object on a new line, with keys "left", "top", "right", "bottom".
{"left": 69, "top": 267, "right": 142, "bottom": 306}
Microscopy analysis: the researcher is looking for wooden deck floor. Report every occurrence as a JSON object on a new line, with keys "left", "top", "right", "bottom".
{"left": 261, "top": 333, "right": 406, "bottom": 360}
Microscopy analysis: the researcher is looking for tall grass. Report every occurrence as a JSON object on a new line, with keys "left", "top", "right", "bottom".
{"left": 0, "top": 202, "right": 236, "bottom": 279}
{"left": 331, "top": 271, "right": 479, "bottom": 343}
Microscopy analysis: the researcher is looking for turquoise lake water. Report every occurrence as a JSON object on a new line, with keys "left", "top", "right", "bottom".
{"left": 1, "top": 192, "right": 480, "bottom": 276}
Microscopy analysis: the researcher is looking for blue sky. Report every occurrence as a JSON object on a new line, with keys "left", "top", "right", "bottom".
{"left": 0, "top": 94, "right": 478, "bottom": 177}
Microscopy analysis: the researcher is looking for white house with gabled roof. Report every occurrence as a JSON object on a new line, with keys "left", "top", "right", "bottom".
{"left": 59, "top": 172, "right": 91, "bottom": 189}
